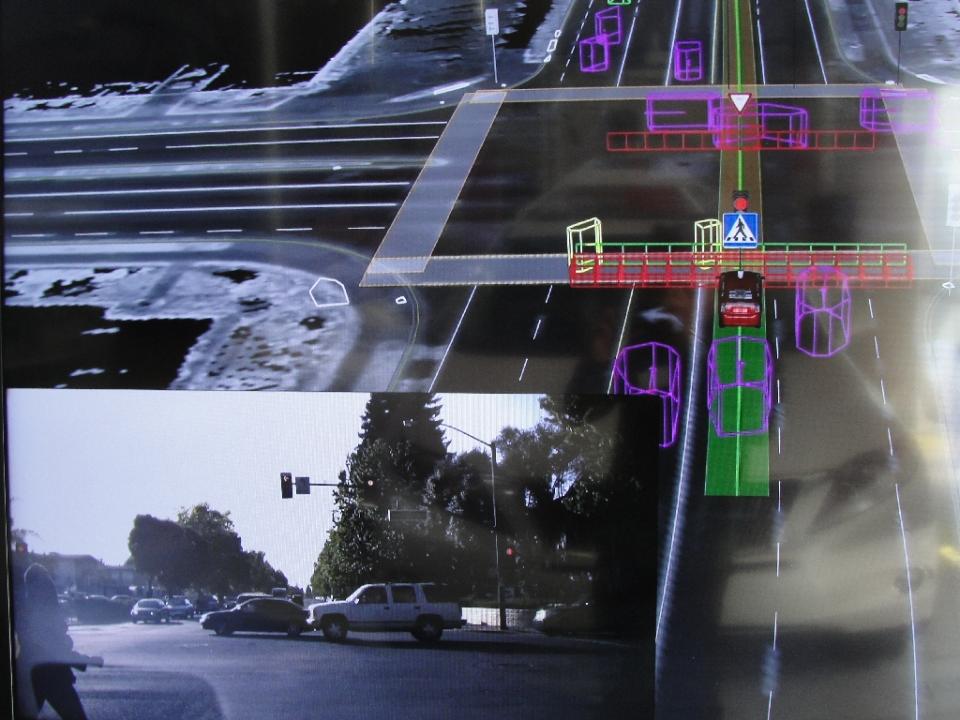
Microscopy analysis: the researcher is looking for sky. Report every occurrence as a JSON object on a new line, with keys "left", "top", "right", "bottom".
{"left": 6, "top": 389, "right": 546, "bottom": 589}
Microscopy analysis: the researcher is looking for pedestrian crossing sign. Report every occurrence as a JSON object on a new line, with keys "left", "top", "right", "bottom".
{"left": 722, "top": 212, "right": 760, "bottom": 249}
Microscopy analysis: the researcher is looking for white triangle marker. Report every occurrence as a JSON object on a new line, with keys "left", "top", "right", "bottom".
{"left": 729, "top": 92, "right": 752, "bottom": 113}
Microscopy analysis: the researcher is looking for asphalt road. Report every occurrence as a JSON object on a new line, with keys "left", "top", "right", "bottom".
{"left": 47, "top": 621, "right": 650, "bottom": 720}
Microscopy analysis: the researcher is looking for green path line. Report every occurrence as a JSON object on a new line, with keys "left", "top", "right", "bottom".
{"left": 734, "top": 0, "right": 743, "bottom": 190}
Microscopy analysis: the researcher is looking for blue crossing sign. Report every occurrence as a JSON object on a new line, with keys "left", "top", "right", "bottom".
{"left": 722, "top": 212, "right": 760, "bottom": 249}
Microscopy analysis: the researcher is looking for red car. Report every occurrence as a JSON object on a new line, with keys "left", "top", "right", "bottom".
{"left": 718, "top": 270, "right": 763, "bottom": 328}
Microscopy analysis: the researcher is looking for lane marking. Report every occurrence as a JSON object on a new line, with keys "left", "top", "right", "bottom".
{"left": 5, "top": 212, "right": 34, "bottom": 217}
{"left": 880, "top": 377, "right": 887, "bottom": 405}
{"left": 894, "top": 483, "right": 921, "bottom": 720}
{"left": 776, "top": 378, "right": 781, "bottom": 404}
{"left": 65, "top": 202, "right": 397, "bottom": 215}
{"left": 544, "top": 285, "right": 553, "bottom": 304}
{"left": 7, "top": 181, "right": 410, "bottom": 199}
{"left": 206, "top": 229, "right": 243, "bottom": 234}
{"left": 773, "top": 611, "right": 778, "bottom": 649}
{"left": 776, "top": 542, "right": 781, "bottom": 577}
{"left": 774, "top": 336, "right": 780, "bottom": 359}
{"left": 518, "top": 357, "right": 529, "bottom": 382}
{"left": 53, "top": 149, "right": 83, "bottom": 155}
{"left": 4, "top": 151, "right": 28, "bottom": 157}
{"left": 532, "top": 318, "right": 543, "bottom": 340}
{"left": 874, "top": 335, "right": 880, "bottom": 359}
{"left": 276, "top": 227, "right": 313, "bottom": 232}
{"left": 75, "top": 232, "right": 113, "bottom": 237}
{"left": 773, "top": 298, "right": 778, "bottom": 320}
{"left": 10, "top": 233, "right": 50, "bottom": 238}
{"left": 7, "top": 120, "right": 449, "bottom": 144}
{"left": 607, "top": 287, "right": 636, "bottom": 393}
{"left": 165, "top": 135, "right": 440, "bottom": 150}
{"left": 615, "top": 3, "right": 642, "bottom": 87}
{"left": 348, "top": 226, "right": 387, "bottom": 230}
{"left": 663, "top": 0, "right": 685, "bottom": 85}
{"left": 802, "top": 0, "right": 828, "bottom": 83}
{"left": 429, "top": 285, "right": 477, "bottom": 392}
{"left": 777, "top": 425, "right": 782, "bottom": 455}
{"left": 560, "top": 0, "right": 595, "bottom": 85}
{"left": 138, "top": 230, "right": 174, "bottom": 235}
{"left": 756, "top": 0, "right": 768, "bottom": 84}
{"left": 868, "top": 297, "right": 875, "bottom": 319}
{"left": 888, "top": 427, "right": 895, "bottom": 456}
{"left": 778, "top": 480, "right": 782, "bottom": 512}
{"left": 107, "top": 146, "right": 138, "bottom": 152}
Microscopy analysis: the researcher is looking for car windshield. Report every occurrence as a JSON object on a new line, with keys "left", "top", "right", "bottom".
{"left": 138, "top": 600, "right": 162, "bottom": 609}
{"left": 728, "top": 289, "right": 754, "bottom": 300}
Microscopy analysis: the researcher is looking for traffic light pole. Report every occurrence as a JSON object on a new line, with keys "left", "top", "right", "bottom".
{"left": 440, "top": 423, "right": 506, "bottom": 631}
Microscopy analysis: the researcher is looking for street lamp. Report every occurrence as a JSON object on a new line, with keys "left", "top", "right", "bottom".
{"left": 439, "top": 422, "right": 506, "bottom": 631}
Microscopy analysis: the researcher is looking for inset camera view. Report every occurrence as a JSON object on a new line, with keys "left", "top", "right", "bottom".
{"left": 7, "top": 391, "right": 658, "bottom": 719}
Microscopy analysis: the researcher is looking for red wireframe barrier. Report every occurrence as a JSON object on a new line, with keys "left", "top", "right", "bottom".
{"left": 569, "top": 250, "right": 913, "bottom": 288}
{"left": 606, "top": 129, "right": 878, "bottom": 152}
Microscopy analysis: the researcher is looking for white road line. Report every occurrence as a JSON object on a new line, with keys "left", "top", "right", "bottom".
{"left": 773, "top": 298, "right": 778, "bottom": 320}
{"left": 776, "top": 542, "right": 781, "bottom": 577}
{"left": 75, "top": 232, "right": 113, "bottom": 237}
{"left": 767, "top": 691, "right": 773, "bottom": 720}
{"left": 880, "top": 377, "right": 887, "bottom": 405}
{"left": 888, "top": 427, "right": 895, "bottom": 456}
{"left": 663, "top": 0, "right": 685, "bottom": 85}
{"left": 107, "top": 146, "right": 138, "bottom": 152}
{"left": 165, "top": 135, "right": 439, "bottom": 150}
{"left": 4, "top": 151, "right": 28, "bottom": 157}
{"left": 756, "top": 0, "right": 768, "bottom": 84}
{"left": 138, "top": 230, "right": 174, "bottom": 235}
{"left": 778, "top": 481, "right": 782, "bottom": 512}
{"left": 7, "top": 120, "right": 449, "bottom": 144}
{"left": 560, "top": 0, "right": 595, "bottom": 86}
{"left": 874, "top": 335, "right": 880, "bottom": 359}
{"left": 53, "top": 149, "right": 83, "bottom": 154}
{"left": 205, "top": 229, "right": 243, "bottom": 234}
{"left": 532, "top": 318, "right": 543, "bottom": 340}
{"left": 65, "top": 202, "right": 397, "bottom": 216}
{"left": 773, "top": 611, "right": 778, "bottom": 648}
{"left": 545, "top": 285, "right": 553, "bottom": 304}
{"left": 5, "top": 212, "right": 34, "bottom": 217}
{"left": 615, "top": 3, "right": 642, "bottom": 87}
{"left": 7, "top": 181, "right": 409, "bottom": 199}
{"left": 776, "top": 378, "right": 781, "bottom": 404}
{"left": 657, "top": 286, "right": 704, "bottom": 644}
{"left": 775, "top": 336, "right": 780, "bottom": 359}
{"left": 429, "top": 285, "right": 477, "bottom": 392}
{"left": 607, "top": 287, "right": 636, "bottom": 393}
{"left": 894, "top": 483, "right": 921, "bottom": 720}
{"left": 777, "top": 425, "right": 782, "bottom": 455}
{"left": 868, "top": 297, "right": 875, "bottom": 319}
{"left": 276, "top": 227, "right": 312, "bottom": 232}
{"left": 348, "top": 226, "right": 387, "bottom": 230}
{"left": 802, "top": 0, "right": 828, "bottom": 83}
{"left": 518, "top": 358, "right": 529, "bottom": 382}
{"left": 10, "top": 233, "right": 50, "bottom": 238}
{"left": 710, "top": 0, "right": 720, "bottom": 84}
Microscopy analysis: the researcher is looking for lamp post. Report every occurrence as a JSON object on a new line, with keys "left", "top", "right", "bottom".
{"left": 440, "top": 422, "right": 506, "bottom": 631}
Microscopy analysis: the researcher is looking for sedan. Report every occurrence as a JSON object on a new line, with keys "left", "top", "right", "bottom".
{"left": 200, "top": 598, "right": 310, "bottom": 638}
{"left": 164, "top": 595, "right": 194, "bottom": 620}
{"left": 718, "top": 269, "right": 763, "bottom": 328}
{"left": 131, "top": 599, "right": 171, "bottom": 624}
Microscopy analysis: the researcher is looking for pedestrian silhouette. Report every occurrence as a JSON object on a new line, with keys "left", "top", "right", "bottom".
{"left": 15, "top": 563, "right": 90, "bottom": 720}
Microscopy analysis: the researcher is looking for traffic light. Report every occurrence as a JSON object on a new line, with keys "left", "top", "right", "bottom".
{"left": 505, "top": 546, "right": 516, "bottom": 559}
{"left": 280, "top": 472, "right": 293, "bottom": 499}
{"left": 894, "top": 2, "right": 908, "bottom": 32}
{"left": 295, "top": 476, "right": 310, "bottom": 495}
{"left": 732, "top": 190, "right": 750, "bottom": 212}
{"left": 15, "top": 541, "right": 28, "bottom": 554}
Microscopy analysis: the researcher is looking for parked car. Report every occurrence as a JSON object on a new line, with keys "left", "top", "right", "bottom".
{"left": 164, "top": 595, "right": 194, "bottom": 620}
{"left": 75, "top": 595, "right": 131, "bottom": 624}
{"left": 308, "top": 582, "right": 465, "bottom": 642}
{"left": 194, "top": 594, "right": 220, "bottom": 613}
{"left": 200, "top": 598, "right": 309, "bottom": 638}
{"left": 718, "top": 269, "right": 763, "bottom": 327}
{"left": 110, "top": 594, "right": 135, "bottom": 606}
{"left": 130, "top": 598, "right": 170, "bottom": 624}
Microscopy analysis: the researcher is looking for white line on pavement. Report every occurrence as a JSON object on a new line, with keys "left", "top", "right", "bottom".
{"left": 8, "top": 181, "right": 410, "bottom": 199}
{"left": 894, "top": 483, "right": 921, "bottom": 720}
{"left": 429, "top": 285, "right": 477, "bottom": 393}
{"left": 518, "top": 358, "right": 529, "bottom": 382}
{"left": 65, "top": 202, "right": 397, "bottom": 215}
{"left": 165, "top": 136, "right": 439, "bottom": 150}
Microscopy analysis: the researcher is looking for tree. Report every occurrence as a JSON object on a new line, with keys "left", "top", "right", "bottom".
{"left": 245, "top": 551, "right": 287, "bottom": 592}
{"left": 128, "top": 515, "right": 202, "bottom": 594}
{"left": 176, "top": 504, "right": 246, "bottom": 595}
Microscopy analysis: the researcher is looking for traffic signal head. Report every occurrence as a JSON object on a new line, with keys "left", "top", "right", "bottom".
{"left": 280, "top": 472, "right": 293, "bottom": 499}
{"left": 505, "top": 546, "right": 515, "bottom": 558}
{"left": 895, "top": 3, "right": 908, "bottom": 32}
{"left": 15, "top": 541, "right": 28, "bottom": 554}
{"left": 732, "top": 190, "right": 750, "bottom": 212}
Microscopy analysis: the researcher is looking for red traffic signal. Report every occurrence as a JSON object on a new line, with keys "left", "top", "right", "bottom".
{"left": 505, "top": 546, "right": 515, "bottom": 558}
{"left": 732, "top": 190, "right": 750, "bottom": 212}
{"left": 894, "top": 2, "right": 908, "bottom": 32}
